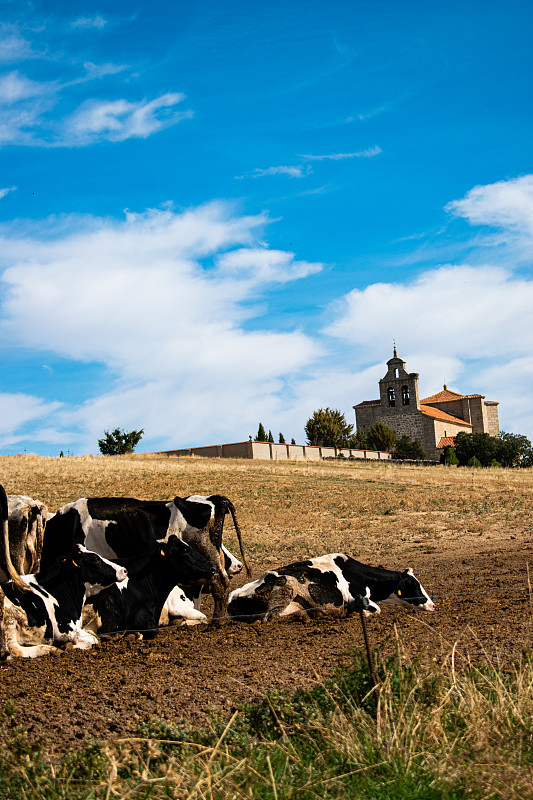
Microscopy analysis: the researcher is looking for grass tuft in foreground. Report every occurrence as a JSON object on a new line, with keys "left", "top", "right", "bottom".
{"left": 1, "top": 642, "right": 532, "bottom": 799}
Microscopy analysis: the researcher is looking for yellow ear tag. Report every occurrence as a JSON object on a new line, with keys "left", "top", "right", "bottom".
{"left": 397, "top": 589, "right": 402, "bottom": 596}
{"left": 160, "top": 549, "right": 165, "bottom": 556}
{"left": 72, "top": 560, "right": 79, "bottom": 568}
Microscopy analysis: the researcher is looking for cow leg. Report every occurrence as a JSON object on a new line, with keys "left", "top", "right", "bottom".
{"left": 210, "top": 572, "right": 231, "bottom": 623}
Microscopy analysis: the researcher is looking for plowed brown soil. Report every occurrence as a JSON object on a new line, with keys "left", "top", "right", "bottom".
{"left": 0, "top": 455, "right": 532, "bottom": 754}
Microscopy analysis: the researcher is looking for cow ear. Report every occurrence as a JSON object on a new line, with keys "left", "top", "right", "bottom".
{"left": 402, "top": 569, "right": 410, "bottom": 575}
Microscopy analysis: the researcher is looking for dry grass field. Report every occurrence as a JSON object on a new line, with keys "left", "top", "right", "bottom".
{"left": 0, "top": 453, "right": 532, "bottom": 754}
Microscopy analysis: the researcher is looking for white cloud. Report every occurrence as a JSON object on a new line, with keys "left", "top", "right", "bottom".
{"left": 0, "top": 71, "right": 48, "bottom": 103}
{"left": 0, "top": 186, "right": 16, "bottom": 199}
{"left": 298, "top": 146, "right": 381, "bottom": 160}
{"left": 71, "top": 16, "right": 108, "bottom": 30}
{"left": 322, "top": 175, "right": 533, "bottom": 439}
{"left": 0, "top": 24, "right": 34, "bottom": 63}
{"left": 0, "top": 203, "right": 322, "bottom": 452}
{"left": 0, "top": 392, "right": 62, "bottom": 448}
{"left": 446, "top": 174, "right": 533, "bottom": 238}
{"left": 236, "top": 165, "right": 311, "bottom": 179}
{"left": 64, "top": 93, "right": 193, "bottom": 144}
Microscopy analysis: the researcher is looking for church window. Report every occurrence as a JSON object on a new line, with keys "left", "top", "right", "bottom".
{"left": 402, "top": 386, "right": 410, "bottom": 405}
{"left": 388, "top": 388, "right": 395, "bottom": 407}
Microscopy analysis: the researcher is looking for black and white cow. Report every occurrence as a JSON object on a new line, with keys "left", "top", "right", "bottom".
{"left": 0, "top": 544, "right": 127, "bottom": 658}
{"left": 0, "top": 484, "right": 48, "bottom": 592}
{"left": 227, "top": 553, "right": 434, "bottom": 622}
{"left": 82, "top": 535, "right": 215, "bottom": 638}
{"left": 41, "top": 494, "right": 250, "bottom": 620}
{"left": 164, "top": 542, "right": 244, "bottom": 624}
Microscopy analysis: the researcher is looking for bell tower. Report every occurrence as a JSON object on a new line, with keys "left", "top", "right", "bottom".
{"left": 378, "top": 347, "right": 420, "bottom": 415}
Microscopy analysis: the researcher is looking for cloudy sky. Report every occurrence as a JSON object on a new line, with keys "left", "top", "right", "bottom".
{"left": 0, "top": 0, "right": 532, "bottom": 456}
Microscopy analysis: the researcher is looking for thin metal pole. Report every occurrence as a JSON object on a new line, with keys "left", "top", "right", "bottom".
{"left": 359, "top": 610, "right": 379, "bottom": 699}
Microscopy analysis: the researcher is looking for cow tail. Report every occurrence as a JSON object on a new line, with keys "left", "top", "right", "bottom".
{"left": 0, "top": 484, "right": 30, "bottom": 593}
{"left": 227, "top": 500, "right": 252, "bottom": 577}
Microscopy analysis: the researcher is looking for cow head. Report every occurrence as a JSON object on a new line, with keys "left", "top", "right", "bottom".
{"left": 386, "top": 569, "right": 435, "bottom": 611}
{"left": 161, "top": 535, "right": 216, "bottom": 587}
{"left": 69, "top": 544, "right": 128, "bottom": 598}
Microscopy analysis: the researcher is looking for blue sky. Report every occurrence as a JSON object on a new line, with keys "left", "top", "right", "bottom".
{"left": 0, "top": 0, "right": 532, "bottom": 456}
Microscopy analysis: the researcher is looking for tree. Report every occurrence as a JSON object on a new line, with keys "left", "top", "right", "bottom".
{"left": 349, "top": 428, "right": 368, "bottom": 450}
{"left": 393, "top": 435, "right": 426, "bottom": 460}
{"left": 268, "top": 430, "right": 275, "bottom": 443}
{"left": 304, "top": 408, "right": 354, "bottom": 447}
{"left": 278, "top": 433, "right": 286, "bottom": 444}
{"left": 98, "top": 428, "right": 144, "bottom": 456}
{"left": 291, "top": 438, "right": 296, "bottom": 445}
{"left": 366, "top": 422, "right": 397, "bottom": 452}
{"left": 455, "top": 432, "right": 497, "bottom": 467}
{"left": 497, "top": 432, "right": 532, "bottom": 467}
{"left": 256, "top": 423, "right": 267, "bottom": 442}
{"left": 441, "top": 445, "right": 459, "bottom": 466}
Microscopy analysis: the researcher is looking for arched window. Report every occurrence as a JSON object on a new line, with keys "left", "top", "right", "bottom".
{"left": 402, "top": 385, "right": 410, "bottom": 405}
{"left": 388, "top": 387, "right": 395, "bottom": 407}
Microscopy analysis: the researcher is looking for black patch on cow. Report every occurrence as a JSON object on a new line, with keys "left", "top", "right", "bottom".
{"left": 40, "top": 507, "right": 86, "bottom": 569}
{"left": 396, "top": 570, "right": 428, "bottom": 606}
{"left": 0, "top": 483, "right": 8, "bottom": 522}
{"left": 277, "top": 560, "right": 314, "bottom": 583}
{"left": 87, "top": 535, "right": 214, "bottom": 637}
{"left": 228, "top": 572, "right": 287, "bottom": 621}
{"left": 306, "top": 573, "right": 344, "bottom": 607}
{"left": 278, "top": 562, "right": 344, "bottom": 607}
{"left": 173, "top": 497, "right": 213, "bottom": 531}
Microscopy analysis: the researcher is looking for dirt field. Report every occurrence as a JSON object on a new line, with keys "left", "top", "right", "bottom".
{"left": 0, "top": 455, "right": 532, "bottom": 754}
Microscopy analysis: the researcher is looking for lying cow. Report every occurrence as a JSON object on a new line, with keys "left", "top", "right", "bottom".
{"left": 227, "top": 553, "right": 434, "bottom": 622}
{"left": 82, "top": 535, "right": 214, "bottom": 638}
{"left": 0, "top": 484, "right": 47, "bottom": 591}
{"left": 41, "top": 494, "right": 250, "bottom": 620}
{"left": 0, "top": 544, "right": 127, "bottom": 658}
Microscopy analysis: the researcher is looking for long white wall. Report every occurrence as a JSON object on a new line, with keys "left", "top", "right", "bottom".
{"left": 159, "top": 441, "right": 392, "bottom": 462}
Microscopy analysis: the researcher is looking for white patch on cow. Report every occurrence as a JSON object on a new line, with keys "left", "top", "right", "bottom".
{"left": 164, "top": 499, "right": 186, "bottom": 539}
{"left": 223, "top": 543, "right": 242, "bottom": 575}
{"left": 162, "top": 586, "right": 207, "bottom": 625}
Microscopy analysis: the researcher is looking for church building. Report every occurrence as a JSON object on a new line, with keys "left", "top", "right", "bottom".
{"left": 353, "top": 349, "right": 500, "bottom": 460}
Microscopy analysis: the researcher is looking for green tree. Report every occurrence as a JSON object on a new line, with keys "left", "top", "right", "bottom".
{"left": 366, "top": 422, "right": 397, "bottom": 452}
{"left": 256, "top": 423, "right": 267, "bottom": 442}
{"left": 349, "top": 428, "right": 368, "bottom": 450}
{"left": 304, "top": 408, "right": 354, "bottom": 447}
{"left": 278, "top": 433, "right": 286, "bottom": 444}
{"left": 291, "top": 438, "right": 296, "bottom": 445}
{"left": 393, "top": 435, "right": 426, "bottom": 460}
{"left": 467, "top": 455, "right": 482, "bottom": 468}
{"left": 98, "top": 428, "right": 144, "bottom": 456}
{"left": 455, "top": 432, "right": 498, "bottom": 467}
{"left": 497, "top": 432, "right": 532, "bottom": 467}
{"left": 268, "top": 430, "right": 275, "bottom": 443}
{"left": 441, "top": 445, "right": 459, "bottom": 466}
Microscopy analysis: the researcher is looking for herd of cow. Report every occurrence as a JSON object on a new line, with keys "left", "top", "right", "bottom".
{"left": 0, "top": 483, "right": 435, "bottom": 659}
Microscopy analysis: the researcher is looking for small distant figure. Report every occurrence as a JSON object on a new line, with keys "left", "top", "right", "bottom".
{"left": 59, "top": 451, "right": 64, "bottom": 458}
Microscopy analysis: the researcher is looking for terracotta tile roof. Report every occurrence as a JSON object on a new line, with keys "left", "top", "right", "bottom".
{"left": 421, "top": 389, "right": 485, "bottom": 403}
{"left": 421, "top": 389, "right": 464, "bottom": 403}
{"left": 420, "top": 404, "right": 472, "bottom": 425}
{"left": 353, "top": 399, "right": 380, "bottom": 408}
{"left": 437, "top": 436, "right": 456, "bottom": 449}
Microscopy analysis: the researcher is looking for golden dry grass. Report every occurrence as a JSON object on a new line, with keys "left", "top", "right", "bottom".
{"left": 1, "top": 452, "right": 531, "bottom": 569}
